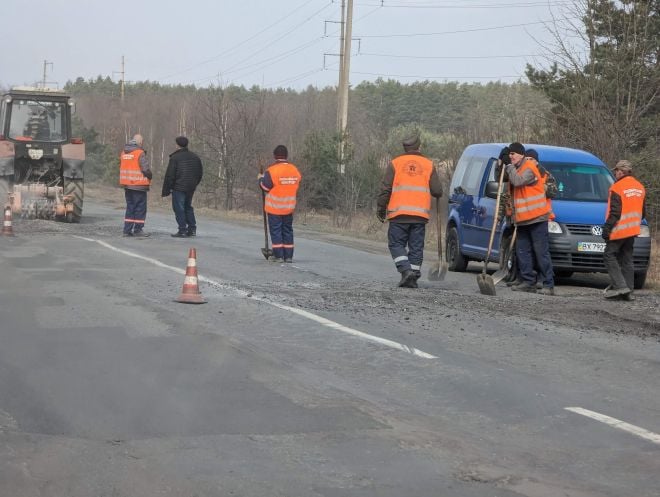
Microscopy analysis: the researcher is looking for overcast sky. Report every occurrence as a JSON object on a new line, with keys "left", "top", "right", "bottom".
{"left": 1, "top": 0, "right": 576, "bottom": 90}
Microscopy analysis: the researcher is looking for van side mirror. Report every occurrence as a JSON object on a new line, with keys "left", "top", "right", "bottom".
{"left": 485, "top": 181, "right": 500, "bottom": 199}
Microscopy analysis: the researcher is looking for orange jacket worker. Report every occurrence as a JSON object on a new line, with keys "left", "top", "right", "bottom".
{"left": 119, "top": 134, "right": 152, "bottom": 237}
{"left": 377, "top": 135, "right": 443, "bottom": 288}
{"left": 259, "top": 145, "right": 302, "bottom": 263}
{"left": 602, "top": 160, "right": 646, "bottom": 300}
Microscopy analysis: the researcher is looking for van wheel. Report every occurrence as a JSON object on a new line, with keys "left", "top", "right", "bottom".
{"left": 446, "top": 226, "right": 468, "bottom": 272}
{"left": 634, "top": 271, "right": 647, "bottom": 290}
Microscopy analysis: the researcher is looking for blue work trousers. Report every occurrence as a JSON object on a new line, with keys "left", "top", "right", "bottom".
{"left": 124, "top": 189, "right": 147, "bottom": 234}
{"left": 388, "top": 221, "right": 426, "bottom": 273}
{"left": 172, "top": 190, "right": 196, "bottom": 233}
{"left": 268, "top": 213, "right": 294, "bottom": 260}
{"left": 516, "top": 220, "right": 554, "bottom": 288}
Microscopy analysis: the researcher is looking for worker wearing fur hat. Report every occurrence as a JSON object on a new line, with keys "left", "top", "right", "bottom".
{"left": 377, "top": 135, "right": 443, "bottom": 288}
{"left": 602, "top": 160, "right": 646, "bottom": 300}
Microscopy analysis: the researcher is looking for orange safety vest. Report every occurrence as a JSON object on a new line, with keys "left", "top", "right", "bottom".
{"left": 607, "top": 175, "right": 645, "bottom": 240}
{"left": 264, "top": 161, "right": 301, "bottom": 215}
{"left": 512, "top": 159, "right": 551, "bottom": 224}
{"left": 387, "top": 154, "right": 433, "bottom": 220}
{"left": 119, "top": 149, "right": 150, "bottom": 187}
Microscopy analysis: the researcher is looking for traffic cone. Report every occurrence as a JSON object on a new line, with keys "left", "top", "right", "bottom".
{"left": 176, "top": 248, "right": 206, "bottom": 304}
{"left": 1, "top": 205, "right": 14, "bottom": 236}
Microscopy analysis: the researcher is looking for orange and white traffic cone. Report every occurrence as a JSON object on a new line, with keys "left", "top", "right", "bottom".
{"left": 1, "top": 205, "right": 14, "bottom": 236}
{"left": 176, "top": 248, "right": 206, "bottom": 304}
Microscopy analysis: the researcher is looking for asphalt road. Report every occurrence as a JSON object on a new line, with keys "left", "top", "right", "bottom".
{"left": 0, "top": 199, "right": 658, "bottom": 497}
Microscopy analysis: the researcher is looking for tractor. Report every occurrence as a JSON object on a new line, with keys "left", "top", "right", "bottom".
{"left": 0, "top": 86, "right": 84, "bottom": 222}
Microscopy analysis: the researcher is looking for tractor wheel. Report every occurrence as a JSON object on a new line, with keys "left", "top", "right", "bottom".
{"left": 64, "top": 179, "right": 84, "bottom": 223}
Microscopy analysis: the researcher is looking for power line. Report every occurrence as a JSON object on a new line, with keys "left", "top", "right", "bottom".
{"left": 354, "top": 17, "right": 577, "bottom": 37}
{"left": 358, "top": 51, "right": 543, "bottom": 59}
{"left": 155, "top": 0, "right": 322, "bottom": 82}
{"left": 348, "top": 69, "right": 524, "bottom": 80}
{"left": 354, "top": 1, "right": 572, "bottom": 8}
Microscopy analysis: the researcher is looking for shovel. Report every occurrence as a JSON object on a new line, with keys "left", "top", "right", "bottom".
{"left": 259, "top": 168, "right": 273, "bottom": 260}
{"left": 428, "top": 197, "right": 447, "bottom": 281}
{"left": 476, "top": 162, "right": 506, "bottom": 296}
{"left": 492, "top": 225, "right": 517, "bottom": 285}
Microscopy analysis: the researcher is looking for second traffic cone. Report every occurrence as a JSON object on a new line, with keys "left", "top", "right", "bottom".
{"left": 2, "top": 205, "right": 14, "bottom": 236}
{"left": 176, "top": 248, "right": 206, "bottom": 304}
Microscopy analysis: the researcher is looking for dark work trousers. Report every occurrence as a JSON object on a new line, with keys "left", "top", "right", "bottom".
{"left": 604, "top": 236, "right": 635, "bottom": 290}
{"left": 268, "top": 213, "right": 294, "bottom": 260}
{"left": 171, "top": 190, "right": 196, "bottom": 234}
{"left": 123, "top": 189, "right": 147, "bottom": 234}
{"left": 388, "top": 221, "right": 426, "bottom": 273}
{"left": 516, "top": 220, "right": 554, "bottom": 288}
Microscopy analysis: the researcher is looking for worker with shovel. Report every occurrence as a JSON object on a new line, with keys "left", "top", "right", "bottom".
{"left": 258, "top": 145, "right": 302, "bottom": 263}
{"left": 505, "top": 142, "right": 555, "bottom": 295}
{"left": 377, "top": 135, "right": 443, "bottom": 288}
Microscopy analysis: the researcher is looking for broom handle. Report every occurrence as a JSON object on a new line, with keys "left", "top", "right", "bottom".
{"left": 485, "top": 161, "right": 506, "bottom": 269}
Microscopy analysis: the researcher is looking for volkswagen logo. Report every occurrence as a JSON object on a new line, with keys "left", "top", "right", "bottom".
{"left": 591, "top": 225, "right": 603, "bottom": 236}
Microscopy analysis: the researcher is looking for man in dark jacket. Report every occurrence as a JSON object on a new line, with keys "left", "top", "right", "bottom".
{"left": 377, "top": 136, "right": 443, "bottom": 288}
{"left": 162, "top": 136, "right": 203, "bottom": 237}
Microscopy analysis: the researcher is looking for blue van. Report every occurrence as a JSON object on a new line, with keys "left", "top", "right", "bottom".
{"left": 446, "top": 143, "right": 651, "bottom": 289}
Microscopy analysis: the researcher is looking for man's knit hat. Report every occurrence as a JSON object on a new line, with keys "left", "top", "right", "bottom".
{"left": 402, "top": 135, "right": 421, "bottom": 150}
{"left": 175, "top": 136, "right": 189, "bottom": 148}
{"left": 273, "top": 145, "right": 288, "bottom": 159}
{"left": 508, "top": 142, "right": 525, "bottom": 155}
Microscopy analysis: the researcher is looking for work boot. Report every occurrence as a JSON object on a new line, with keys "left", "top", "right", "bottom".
{"left": 506, "top": 279, "right": 523, "bottom": 287}
{"left": 537, "top": 287, "right": 555, "bottom": 296}
{"left": 171, "top": 231, "right": 189, "bottom": 238}
{"left": 621, "top": 292, "right": 635, "bottom": 302}
{"left": 187, "top": 227, "right": 197, "bottom": 237}
{"left": 132, "top": 231, "right": 150, "bottom": 238}
{"left": 284, "top": 258, "right": 293, "bottom": 263}
{"left": 269, "top": 256, "right": 284, "bottom": 263}
{"left": 604, "top": 287, "right": 631, "bottom": 299}
{"left": 511, "top": 283, "right": 536, "bottom": 293}
{"left": 398, "top": 270, "right": 417, "bottom": 288}
{"left": 122, "top": 232, "right": 133, "bottom": 237}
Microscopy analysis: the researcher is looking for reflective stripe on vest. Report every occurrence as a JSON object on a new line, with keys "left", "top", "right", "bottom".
{"left": 387, "top": 154, "right": 433, "bottom": 220}
{"left": 119, "top": 149, "right": 150, "bottom": 187}
{"left": 264, "top": 161, "right": 301, "bottom": 215}
{"left": 513, "top": 159, "right": 551, "bottom": 223}
{"left": 607, "top": 175, "right": 645, "bottom": 240}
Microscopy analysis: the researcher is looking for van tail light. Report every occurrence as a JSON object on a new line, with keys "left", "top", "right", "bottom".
{"left": 0, "top": 134, "right": 6, "bottom": 141}
{"left": 70, "top": 137, "right": 84, "bottom": 144}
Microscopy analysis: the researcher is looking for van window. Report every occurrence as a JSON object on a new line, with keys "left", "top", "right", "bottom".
{"left": 450, "top": 154, "right": 472, "bottom": 193}
{"left": 545, "top": 163, "right": 613, "bottom": 202}
{"left": 462, "top": 156, "right": 488, "bottom": 196}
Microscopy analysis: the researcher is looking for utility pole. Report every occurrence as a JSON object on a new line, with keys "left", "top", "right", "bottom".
{"left": 120, "top": 55, "right": 125, "bottom": 103}
{"left": 42, "top": 60, "right": 53, "bottom": 89}
{"left": 337, "top": 0, "right": 354, "bottom": 173}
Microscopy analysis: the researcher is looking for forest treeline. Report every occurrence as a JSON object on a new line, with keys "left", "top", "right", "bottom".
{"left": 65, "top": 0, "right": 658, "bottom": 231}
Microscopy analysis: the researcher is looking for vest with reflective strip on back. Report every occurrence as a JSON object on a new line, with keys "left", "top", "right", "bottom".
{"left": 607, "top": 175, "right": 645, "bottom": 240}
{"left": 264, "top": 161, "right": 301, "bottom": 215}
{"left": 512, "top": 159, "right": 551, "bottom": 223}
{"left": 387, "top": 154, "right": 433, "bottom": 220}
{"left": 119, "top": 149, "right": 151, "bottom": 186}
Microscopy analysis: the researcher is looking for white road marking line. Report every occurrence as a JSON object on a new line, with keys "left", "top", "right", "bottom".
{"left": 565, "top": 407, "right": 660, "bottom": 445}
{"left": 76, "top": 237, "right": 437, "bottom": 359}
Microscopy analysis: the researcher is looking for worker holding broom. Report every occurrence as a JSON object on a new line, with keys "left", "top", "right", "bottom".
{"left": 377, "top": 135, "right": 443, "bottom": 288}
{"left": 258, "top": 145, "right": 302, "bottom": 263}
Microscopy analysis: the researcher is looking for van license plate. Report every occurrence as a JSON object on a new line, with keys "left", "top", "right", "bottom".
{"left": 577, "top": 242, "right": 606, "bottom": 253}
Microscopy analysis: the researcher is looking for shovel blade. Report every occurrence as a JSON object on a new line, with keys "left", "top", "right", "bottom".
{"left": 477, "top": 272, "right": 497, "bottom": 296}
{"left": 428, "top": 262, "right": 448, "bottom": 281}
{"left": 491, "top": 268, "right": 509, "bottom": 285}
{"left": 261, "top": 248, "right": 273, "bottom": 260}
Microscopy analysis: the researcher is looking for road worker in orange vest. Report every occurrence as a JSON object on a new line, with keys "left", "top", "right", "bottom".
{"left": 119, "top": 134, "right": 152, "bottom": 237}
{"left": 602, "top": 160, "right": 646, "bottom": 300}
{"left": 258, "top": 145, "right": 302, "bottom": 263}
{"left": 377, "top": 135, "right": 443, "bottom": 288}
{"left": 505, "top": 142, "right": 555, "bottom": 295}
